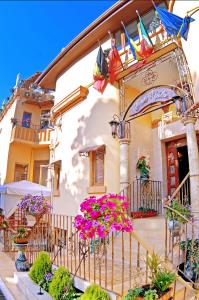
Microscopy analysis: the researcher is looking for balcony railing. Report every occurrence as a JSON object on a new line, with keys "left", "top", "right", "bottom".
{"left": 10, "top": 124, "right": 51, "bottom": 145}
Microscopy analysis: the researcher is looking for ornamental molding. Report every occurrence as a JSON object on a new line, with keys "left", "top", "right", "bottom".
{"left": 129, "top": 86, "right": 177, "bottom": 117}
{"left": 52, "top": 86, "right": 89, "bottom": 120}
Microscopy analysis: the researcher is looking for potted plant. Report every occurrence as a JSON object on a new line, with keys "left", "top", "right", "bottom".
{"left": 17, "top": 194, "right": 52, "bottom": 219}
{"left": 0, "top": 220, "right": 8, "bottom": 230}
{"left": 0, "top": 208, "right": 4, "bottom": 223}
{"left": 124, "top": 252, "right": 176, "bottom": 299}
{"left": 136, "top": 156, "right": 150, "bottom": 182}
{"left": 179, "top": 238, "right": 199, "bottom": 285}
{"left": 13, "top": 227, "right": 29, "bottom": 244}
{"left": 166, "top": 200, "right": 191, "bottom": 234}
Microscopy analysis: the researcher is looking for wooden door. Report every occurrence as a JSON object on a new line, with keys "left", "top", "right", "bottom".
{"left": 166, "top": 142, "right": 179, "bottom": 196}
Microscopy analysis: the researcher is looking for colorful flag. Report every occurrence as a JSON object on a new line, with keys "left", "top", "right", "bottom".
{"left": 108, "top": 38, "right": 123, "bottom": 84}
{"left": 122, "top": 23, "right": 142, "bottom": 61}
{"left": 137, "top": 14, "right": 154, "bottom": 58}
{"left": 93, "top": 46, "right": 108, "bottom": 93}
{"left": 155, "top": 5, "right": 194, "bottom": 40}
{"left": 178, "top": 16, "right": 194, "bottom": 41}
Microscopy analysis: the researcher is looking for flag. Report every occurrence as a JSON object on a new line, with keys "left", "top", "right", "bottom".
{"left": 155, "top": 5, "right": 194, "bottom": 40}
{"left": 178, "top": 16, "right": 194, "bottom": 41}
{"left": 122, "top": 23, "right": 142, "bottom": 61}
{"left": 93, "top": 46, "right": 108, "bottom": 93}
{"left": 108, "top": 38, "right": 123, "bottom": 84}
{"left": 137, "top": 14, "right": 154, "bottom": 58}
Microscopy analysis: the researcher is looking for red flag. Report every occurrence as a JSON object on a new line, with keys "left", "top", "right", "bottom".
{"left": 108, "top": 39, "right": 123, "bottom": 84}
{"left": 93, "top": 46, "right": 108, "bottom": 93}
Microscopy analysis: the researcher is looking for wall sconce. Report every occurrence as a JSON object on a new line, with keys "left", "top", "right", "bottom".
{"left": 109, "top": 114, "right": 125, "bottom": 139}
{"left": 173, "top": 96, "right": 183, "bottom": 116}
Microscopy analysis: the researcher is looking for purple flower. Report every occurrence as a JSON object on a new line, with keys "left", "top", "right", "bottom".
{"left": 44, "top": 272, "right": 53, "bottom": 281}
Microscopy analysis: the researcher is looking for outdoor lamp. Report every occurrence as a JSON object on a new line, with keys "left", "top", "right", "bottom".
{"left": 109, "top": 114, "right": 125, "bottom": 139}
{"left": 173, "top": 96, "right": 183, "bottom": 116}
{"left": 109, "top": 114, "right": 120, "bottom": 138}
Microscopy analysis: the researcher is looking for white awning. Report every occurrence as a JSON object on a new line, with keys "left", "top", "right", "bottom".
{"left": 0, "top": 180, "right": 51, "bottom": 197}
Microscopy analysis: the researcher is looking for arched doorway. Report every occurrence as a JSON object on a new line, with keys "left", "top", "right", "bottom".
{"left": 120, "top": 85, "right": 190, "bottom": 212}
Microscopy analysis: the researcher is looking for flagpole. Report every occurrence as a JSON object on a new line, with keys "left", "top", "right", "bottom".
{"left": 151, "top": 0, "right": 156, "bottom": 8}
{"left": 135, "top": 10, "right": 141, "bottom": 19}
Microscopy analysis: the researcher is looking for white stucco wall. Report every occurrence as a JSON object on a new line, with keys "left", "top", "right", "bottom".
{"left": 52, "top": 40, "right": 120, "bottom": 215}
{"left": 0, "top": 100, "right": 17, "bottom": 184}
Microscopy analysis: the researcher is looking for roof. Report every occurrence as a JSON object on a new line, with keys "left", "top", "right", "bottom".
{"left": 36, "top": 0, "right": 169, "bottom": 89}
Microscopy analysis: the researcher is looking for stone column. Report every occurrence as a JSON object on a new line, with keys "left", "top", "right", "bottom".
{"left": 119, "top": 138, "right": 130, "bottom": 210}
{"left": 182, "top": 117, "right": 199, "bottom": 214}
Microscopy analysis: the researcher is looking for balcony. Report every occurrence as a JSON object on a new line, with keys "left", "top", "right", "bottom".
{"left": 10, "top": 125, "right": 52, "bottom": 146}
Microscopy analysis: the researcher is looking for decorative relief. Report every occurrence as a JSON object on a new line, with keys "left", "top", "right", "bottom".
{"left": 142, "top": 70, "right": 158, "bottom": 86}
{"left": 130, "top": 86, "right": 177, "bottom": 116}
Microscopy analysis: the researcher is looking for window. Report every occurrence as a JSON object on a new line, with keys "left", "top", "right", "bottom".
{"left": 33, "top": 160, "right": 49, "bottom": 186}
{"left": 53, "top": 161, "right": 61, "bottom": 196}
{"left": 40, "top": 110, "right": 50, "bottom": 129}
{"left": 22, "top": 112, "right": 32, "bottom": 128}
{"left": 88, "top": 146, "right": 106, "bottom": 194}
{"left": 14, "top": 164, "right": 28, "bottom": 181}
{"left": 115, "top": 2, "right": 167, "bottom": 49}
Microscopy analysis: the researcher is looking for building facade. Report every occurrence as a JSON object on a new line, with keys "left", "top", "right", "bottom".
{"left": 0, "top": 73, "right": 54, "bottom": 187}
{"left": 36, "top": 0, "right": 199, "bottom": 216}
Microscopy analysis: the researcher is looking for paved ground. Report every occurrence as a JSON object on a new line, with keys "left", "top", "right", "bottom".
{"left": 0, "top": 250, "right": 27, "bottom": 300}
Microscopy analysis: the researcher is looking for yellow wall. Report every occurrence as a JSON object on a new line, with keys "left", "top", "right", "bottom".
{"left": 14, "top": 100, "right": 47, "bottom": 127}
{"left": 5, "top": 143, "right": 49, "bottom": 183}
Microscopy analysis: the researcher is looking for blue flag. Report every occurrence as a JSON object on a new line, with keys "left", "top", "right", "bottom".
{"left": 155, "top": 5, "right": 194, "bottom": 40}
{"left": 179, "top": 16, "right": 194, "bottom": 41}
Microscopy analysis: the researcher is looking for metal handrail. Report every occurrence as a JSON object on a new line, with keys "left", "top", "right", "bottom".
{"left": 168, "top": 172, "right": 190, "bottom": 204}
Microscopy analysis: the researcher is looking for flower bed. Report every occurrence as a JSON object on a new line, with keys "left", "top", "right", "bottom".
{"left": 131, "top": 210, "right": 157, "bottom": 219}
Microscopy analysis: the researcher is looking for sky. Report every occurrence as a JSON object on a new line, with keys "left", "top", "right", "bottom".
{"left": 0, "top": 0, "right": 116, "bottom": 104}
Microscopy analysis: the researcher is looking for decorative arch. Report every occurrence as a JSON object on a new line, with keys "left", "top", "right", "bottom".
{"left": 122, "top": 85, "right": 185, "bottom": 121}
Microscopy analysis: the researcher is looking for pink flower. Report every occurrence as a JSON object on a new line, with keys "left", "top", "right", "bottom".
{"left": 74, "top": 194, "right": 133, "bottom": 240}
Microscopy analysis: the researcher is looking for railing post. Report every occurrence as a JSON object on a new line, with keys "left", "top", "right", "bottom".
{"left": 119, "top": 138, "right": 130, "bottom": 210}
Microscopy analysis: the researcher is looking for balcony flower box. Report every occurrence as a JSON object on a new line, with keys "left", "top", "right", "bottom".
{"left": 131, "top": 210, "right": 157, "bottom": 219}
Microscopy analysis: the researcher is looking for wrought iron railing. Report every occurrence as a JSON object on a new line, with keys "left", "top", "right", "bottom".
{"left": 1, "top": 212, "right": 197, "bottom": 298}
{"left": 164, "top": 205, "right": 199, "bottom": 292}
{"left": 168, "top": 172, "right": 190, "bottom": 206}
{"left": 132, "top": 179, "right": 162, "bottom": 214}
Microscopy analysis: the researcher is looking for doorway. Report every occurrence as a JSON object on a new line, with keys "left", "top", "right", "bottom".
{"left": 166, "top": 140, "right": 190, "bottom": 202}
{"left": 177, "top": 146, "right": 189, "bottom": 184}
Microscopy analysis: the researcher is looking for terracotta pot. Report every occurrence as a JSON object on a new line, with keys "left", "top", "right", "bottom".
{"left": 14, "top": 237, "right": 28, "bottom": 244}
{"left": 158, "top": 288, "right": 173, "bottom": 300}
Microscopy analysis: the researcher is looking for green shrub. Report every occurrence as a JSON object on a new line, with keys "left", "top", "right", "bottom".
{"left": 154, "top": 269, "right": 176, "bottom": 292}
{"left": 29, "top": 251, "right": 52, "bottom": 285}
{"left": 49, "top": 266, "right": 73, "bottom": 300}
{"left": 80, "top": 284, "right": 110, "bottom": 300}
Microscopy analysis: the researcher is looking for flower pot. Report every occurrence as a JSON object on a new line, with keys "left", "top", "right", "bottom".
{"left": 158, "top": 288, "right": 173, "bottom": 300}
{"left": 140, "top": 172, "right": 149, "bottom": 183}
{"left": 14, "top": 238, "right": 28, "bottom": 244}
{"left": 168, "top": 220, "right": 181, "bottom": 235}
{"left": 134, "top": 288, "right": 172, "bottom": 299}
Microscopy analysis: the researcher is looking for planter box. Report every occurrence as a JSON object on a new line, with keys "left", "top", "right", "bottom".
{"left": 131, "top": 211, "right": 157, "bottom": 219}
{"left": 134, "top": 288, "right": 172, "bottom": 299}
